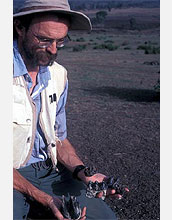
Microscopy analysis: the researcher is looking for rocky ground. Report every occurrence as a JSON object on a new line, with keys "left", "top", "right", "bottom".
{"left": 27, "top": 10, "right": 160, "bottom": 218}
{"left": 57, "top": 28, "right": 160, "bottom": 220}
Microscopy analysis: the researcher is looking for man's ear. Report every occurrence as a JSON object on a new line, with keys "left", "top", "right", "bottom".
{"left": 14, "top": 19, "right": 25, "bottom": 37}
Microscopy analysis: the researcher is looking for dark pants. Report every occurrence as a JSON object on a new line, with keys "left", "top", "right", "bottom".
{"left": 13, "top": 162, "right": 117, "bottom": 220}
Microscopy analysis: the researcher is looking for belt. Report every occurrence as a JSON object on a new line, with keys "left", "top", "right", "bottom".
{"left": 31, "top": 158, "right": 53, "bottom": 170}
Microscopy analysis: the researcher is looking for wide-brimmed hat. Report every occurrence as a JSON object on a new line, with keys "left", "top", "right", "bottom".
{"left": 13, "top": 0, "right": 92, "bottom": 31}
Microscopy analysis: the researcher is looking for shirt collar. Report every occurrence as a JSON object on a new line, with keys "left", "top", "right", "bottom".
{"left": 13, "top": 40, "right": 28, "bottom": 77}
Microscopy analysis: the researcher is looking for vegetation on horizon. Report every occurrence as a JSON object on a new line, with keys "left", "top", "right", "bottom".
{"left": 69, "top": 0, "right": 160, "bottom": 11}
{"left": 137, "top": 42, "right": 160, "bottom": 54}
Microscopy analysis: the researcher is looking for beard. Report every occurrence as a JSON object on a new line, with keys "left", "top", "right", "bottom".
{"left": 22, "top": 37, "right": 57, "bottom": 67}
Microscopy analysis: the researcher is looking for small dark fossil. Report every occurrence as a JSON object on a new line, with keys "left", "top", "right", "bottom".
{"left": 61, "top": 195, "right": 81, "bottom": 220}
{"left": 86, "top": 177, "right": 128, "bottom": 200}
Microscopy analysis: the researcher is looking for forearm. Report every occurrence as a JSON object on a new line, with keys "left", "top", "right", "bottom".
{"left": 56, "top": 138, "right": 84, "bottom": 172}
{"left": 13, "top": 168, "right": 52, "bottom": 207}
{"left": 56, "top": 138, "right": 92, "bottom": 183}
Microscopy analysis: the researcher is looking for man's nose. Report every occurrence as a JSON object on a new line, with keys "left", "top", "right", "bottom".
{"left": 46, "top": 41, "right": 57, "bottom": 54}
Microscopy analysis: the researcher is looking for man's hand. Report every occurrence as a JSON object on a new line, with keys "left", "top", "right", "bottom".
{"left": 87, "top": 173, "right": 120, "bottom": 199}
{"left": 83, "top": 173, "right": 129, "bottom": 200}
{"left": 14, "top": 169, "right": 86, "bottom": 220}
{"left": 49, "top": 196, "right": 86, "bottom": 220}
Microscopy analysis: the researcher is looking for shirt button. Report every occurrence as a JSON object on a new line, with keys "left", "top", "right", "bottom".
{"left": 26, "top": 119, "right": 31, "bottom": 123}
{"left": 27, "top": 137, "right": 31, "bottom": 143}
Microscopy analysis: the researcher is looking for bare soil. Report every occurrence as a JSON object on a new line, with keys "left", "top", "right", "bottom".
{"left": 28, "top": 7, "right": 160, "bottom": 220}
{"left": 57, "top": 23, "right": 160, "bottom": 219}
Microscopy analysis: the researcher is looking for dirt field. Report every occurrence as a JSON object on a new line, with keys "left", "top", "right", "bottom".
{"left": 83, "top": 7, "right": 160, "bottom": 30}
{"left": 57, "top": 8, "right": 160, "bottom": 219}
{"left": 27, "top": 7, "right": 160, "bottom": 220}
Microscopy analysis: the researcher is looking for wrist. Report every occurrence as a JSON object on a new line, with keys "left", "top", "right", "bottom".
{"left": 35, "top": 191, "right": 53, "bottom": 207}
{"left": 72, "top": 165, "right": 97, "bottom": 182}
{"left": 77, "top": 169, "right": 92, "bottom": 184}
{"left": 72, "top": 165, "right": 86, "bottom": 181}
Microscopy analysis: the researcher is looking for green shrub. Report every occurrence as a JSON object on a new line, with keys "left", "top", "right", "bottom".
{"left": 122, "top": 41, "right": 129, "bottom": 46}
{"left": 76, "top": 37, "right": 85, "bottom": 42}
{"left": 145, "top": 47, "right": 160, "bottom": 54}
{"left": 129, "top": 17, "right": 136, "bottom": 29}
{"left": 96, "top": 11, "right": 108, "bottom": 23}
{"left": 93, "top": 44, "right": 103, "bottom": 50}
{"left": 93, "top": 43, "right": 118, "bottom": 51}
{"left": 154, "top": 79, "right": 160, "bottom": 93}
{"left": 137, "top": 45, "right": 149, "bottom": 50}
{"left": 73, "top": 45, "right": 86, "bottom": 52}
{"left": 106, "top": 44, "right": 118, "bottom": 51}
{"left": 137, "top": 44, "right": 160, "bottom": 54}
{"left": 124, "top": 47, "right": 131, "bottom": 50}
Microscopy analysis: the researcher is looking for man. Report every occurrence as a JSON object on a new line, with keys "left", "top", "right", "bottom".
{"left": 13, "top": 0, "right": 121, "bottom": 219}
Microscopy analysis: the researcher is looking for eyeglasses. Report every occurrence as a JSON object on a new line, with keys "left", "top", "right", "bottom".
{"left": 33, "top": 34, "right": 70, "bottom": 49}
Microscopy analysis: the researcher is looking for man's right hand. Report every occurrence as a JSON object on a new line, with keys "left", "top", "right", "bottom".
{"left": 14, "top": 169, "right": 86, "bottom": 220}
{"left": 49, "top": 196, "right": 86, "bottom": 220}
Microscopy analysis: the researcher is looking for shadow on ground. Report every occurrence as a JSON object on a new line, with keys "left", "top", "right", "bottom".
{"left": 83, "top": 87, "right": 160, "bottom": 103}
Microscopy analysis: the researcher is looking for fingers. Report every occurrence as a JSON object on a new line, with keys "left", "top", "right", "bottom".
{"left": 109, "top": 193, "right": 123, "bottom": 200}
{"left": 52, "top": 207, "right": 65, "bottom": 220}
{"left": 95, "top": 191, "right": 104, "bottom": 198}
{"left": 124, "top": 187, "right": 130, "bottom": 192}
{"left": 96, "top": 187, "right": 129, "bottom": 200}
{"left": 96, "top": 189, "right": 115, "bottom": 199}
{"left": 80, "top": 207, "right": 87, "bottom": 220}
{"left": 49, "top": 199, "right": 65, "bottom": 220}
{"left": 107, "top": 188, "right": 116, "bottom": 195}
{"left": 106, "top": 188, "right": 122, "bottom": 200}
{"left": 81, "top": 207, "right": 87, "bottom": 216}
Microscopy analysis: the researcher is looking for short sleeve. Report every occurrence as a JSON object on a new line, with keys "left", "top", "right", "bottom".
{"left": 54, "top": 80, "right": 68, "bottom": 141}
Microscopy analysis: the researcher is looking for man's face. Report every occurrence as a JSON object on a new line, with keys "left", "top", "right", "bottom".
{"left": 20, "top": 14, "right": 69, "bottom": 67}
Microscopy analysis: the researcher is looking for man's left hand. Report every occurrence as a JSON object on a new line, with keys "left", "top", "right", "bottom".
{"left": 84, "top": 173, "right": 129, "bottom": 200}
